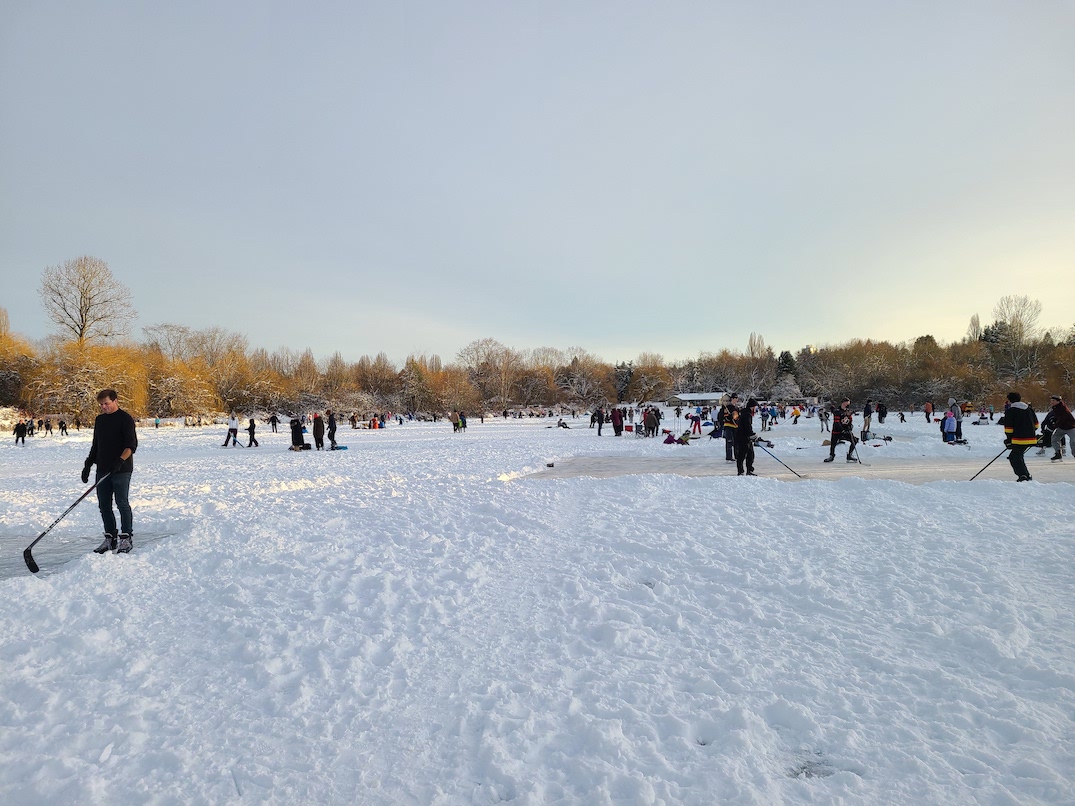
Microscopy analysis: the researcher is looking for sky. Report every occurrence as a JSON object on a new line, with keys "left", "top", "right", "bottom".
{"left": 2, "top": 1, "right": 1073, "bottom": 366}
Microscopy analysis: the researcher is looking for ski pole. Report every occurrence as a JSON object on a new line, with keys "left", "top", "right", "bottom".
{"left": 970, "top": 446, "right": 1010, "bottom": 481}
{"left": 755, "top": 441, "right": 804, "bottom": 478}
{"left": 23, "top": 473, "right": 112, "bottom": 574}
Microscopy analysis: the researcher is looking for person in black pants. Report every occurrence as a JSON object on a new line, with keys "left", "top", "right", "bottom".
{"left": 734, "top": 398, "right": 758, "bottom": 476}
{"left": 247, "top": 418, "right": 259, "bottom": 447}
{"left": 326, "top": 410, "right": 337, "bottom": 449}
{"left": 83, "top": 389, "right": 138, "bottom": 554}
{"left": 721, "top": 394, "right": 740, "bottom": 462}
{"left": 825, "top": 398, "right": 859, "bottom": 462}
{"left": 998, "top": 391, "right": 1038, "bottom": 481}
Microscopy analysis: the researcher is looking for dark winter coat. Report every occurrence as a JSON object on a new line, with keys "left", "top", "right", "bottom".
{"left": 312, "top": 416, "right": 325, "bottom": 439}
{"left": 999, "top": 402, "right": 1038, "bottom": 446}
{"left": 831, "top": 404, "right": 854, "bottom": 436}
{"left": 1052, "top": 401, "right": 1075, "bottom": 431}
{"left": 734, "top": 407, "right": 755, "bottom": 445}
{"left": 87, "top": 408, "right": 138, "bottom": 474}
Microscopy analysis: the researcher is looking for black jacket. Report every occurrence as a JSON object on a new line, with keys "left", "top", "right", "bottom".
{"left": 999, "top": 403, "right": 1038, "bottom": 446}
{"left": 87, "top": 409, "right": 138, "bottom": 473}
{"left": 734, "top": 407, "right": 755, "bottom": 444}
{"left": 831, "top": 405, "right": 854, "bottom": 435}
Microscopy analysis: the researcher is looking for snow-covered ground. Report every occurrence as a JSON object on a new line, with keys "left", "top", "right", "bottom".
{"left": 1, "top": 411, "right": 1072, "bottom": 804}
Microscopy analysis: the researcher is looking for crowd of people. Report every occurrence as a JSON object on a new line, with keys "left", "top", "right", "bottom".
{"left": 6, "top": 385, "right": 1072, "bottom": 562}
{"left": 639, "top": 392, "right": 1071, "bottom": 482}
{"left": 10, "top": 416, "right": 74, "bottom": 443}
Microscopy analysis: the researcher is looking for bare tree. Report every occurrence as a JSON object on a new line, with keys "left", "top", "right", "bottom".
{"left": 992, "top": 295, "right": 1042, "bottom": 345}
{"left": 456, "top": 337, "right": 521, "bottom": 407}
{"left": 143, "top": 323, "right": 194, "bottom": 362}
{"left": 966, "top": 313, "right": 982, "bottom": 342}
{"left": 39, "top": 256, "right": 136, "bottom": 345}
{"left": 989, "top": 295, "right": 1044, "bottom": 382}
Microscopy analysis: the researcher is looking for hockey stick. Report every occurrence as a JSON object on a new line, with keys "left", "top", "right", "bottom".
{"left": 24, "top": 473, "right": 112, "bottom": 574}
{"left": 850, "top": 436, "right": 870, "bottom": 466}
{"left": 969, "top": 447, "right": 1010, "bottom": 481}
{"left": 755, "top": 442, "right": 804, "bottom": 478}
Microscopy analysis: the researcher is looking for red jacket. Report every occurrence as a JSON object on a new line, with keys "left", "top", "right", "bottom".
{"left": 1052, "top": 401, "right": 1075, "bottom": 430}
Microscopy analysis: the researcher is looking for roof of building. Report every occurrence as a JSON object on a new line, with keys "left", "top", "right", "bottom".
{"left": 666, "top": 392, "right": 728, "bottom": 403}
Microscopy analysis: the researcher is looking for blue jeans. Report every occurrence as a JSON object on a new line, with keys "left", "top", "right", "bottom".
{"left": 96, "top": 472, "right": 133, "bottom": 535}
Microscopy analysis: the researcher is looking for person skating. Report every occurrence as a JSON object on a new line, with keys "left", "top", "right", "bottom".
{"left": 247, "top": 418, "right": 259, "bottom": 447}
{"left": 824, "top": 398, "right": 858, "bottom": 462}
{"left": 1048, "top": 395, "right": 1074, "bottom": 461}
{"left": 269, "top": 414, "right": 279, "bottom": 433}
{"left": 734, "top": 398, "right": 759, "bottom": 475}
{"left": 1037, "top": 405, "right": 1057, "bottom": 456}
{"left": 818, "top": 407, "right": 831, "bottom": 432}
{"left": 223, "top": 413, "right": 240, "bottom": 446}
{"left": 997, "top": 391, "right": 1038, "bottom": 481}
{"left": 13, "top": 419, "right": 27, "bottom": 444}
{"left": 83, "top": 389, "right": 138, "bottom": 554}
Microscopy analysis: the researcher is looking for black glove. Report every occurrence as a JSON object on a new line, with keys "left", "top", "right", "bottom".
{"left": 81, "top": 463, "right": 92, "bottom": 484}
{"left": 110, "top": 458, "right": 125, "bottom": 474}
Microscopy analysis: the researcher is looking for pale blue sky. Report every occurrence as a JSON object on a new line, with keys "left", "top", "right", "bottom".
{"left": 2, "top": 1, "right": 1073, "bottom": 364}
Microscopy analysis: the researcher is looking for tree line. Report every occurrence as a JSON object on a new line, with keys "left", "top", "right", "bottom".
{"left": 1, "top": 256, "right": 1072, "bottom": 419}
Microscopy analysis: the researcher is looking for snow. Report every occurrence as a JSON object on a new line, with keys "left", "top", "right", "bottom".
{"left": 1, "top": 412, "right": 1073, "bottom": 803}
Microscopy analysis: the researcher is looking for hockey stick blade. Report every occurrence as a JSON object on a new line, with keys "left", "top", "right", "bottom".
{"left": 21, "top": 473, "right": 112, "bottom": 574}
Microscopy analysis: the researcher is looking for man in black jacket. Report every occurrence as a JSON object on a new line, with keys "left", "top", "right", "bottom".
{"left": 82, "top": 389, "right": 138, "bottom": 554}
{"left": 734, "top": 398, "right": 758, "bottom": 476}
{"left": 998, "top": 391, "right": 1038, "bottom": 481}
{"left": 825, "top": 398, "right": 859, "bottom": 462}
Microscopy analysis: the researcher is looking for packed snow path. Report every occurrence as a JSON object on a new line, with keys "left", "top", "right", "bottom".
{"left": 1, "top": 413, "right": 1072, "bottom": 803}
